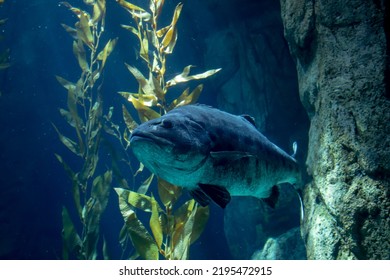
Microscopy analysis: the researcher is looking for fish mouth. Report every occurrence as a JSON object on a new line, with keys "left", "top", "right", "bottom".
{"left": 130, "top": 130, "right": 173, "bottom": 147}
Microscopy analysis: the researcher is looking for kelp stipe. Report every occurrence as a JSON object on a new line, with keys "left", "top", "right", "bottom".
{"left": 55, "top": 0, "right": 117, "bottom": 260}
{"left": 115, "top": 0, "right": 221, "bottom": 259}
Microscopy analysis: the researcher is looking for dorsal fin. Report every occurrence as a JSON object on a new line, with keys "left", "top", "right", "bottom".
{"left": 241, "top": 114, "right": 257, "bottom": 128}
{"left": 291, "top": 141, "right": 298, "bottom": 158}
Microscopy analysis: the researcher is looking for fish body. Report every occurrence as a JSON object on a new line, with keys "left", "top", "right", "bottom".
{"left": 130, "top": 104, "right": 301, "bottom": 208}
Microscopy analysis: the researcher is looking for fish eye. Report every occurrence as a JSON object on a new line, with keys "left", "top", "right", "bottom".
{"left": 161, "top": 119, "right": 173, "bottom": 129}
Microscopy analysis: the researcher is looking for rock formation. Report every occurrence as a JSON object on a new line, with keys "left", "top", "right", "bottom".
{"left": 251, "top": 227, "right": 307, "bottom": 260}
{"left": 280, "top": 0, "right": 390, "bottom": 259}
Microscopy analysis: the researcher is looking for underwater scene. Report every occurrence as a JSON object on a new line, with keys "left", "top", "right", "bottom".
{"left": 0, "top": 0, "right": 389, "bottom": 260}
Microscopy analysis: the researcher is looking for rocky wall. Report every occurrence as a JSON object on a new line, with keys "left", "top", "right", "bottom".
{"left": 280, "top": 0, "right": 390, "bottom": 259}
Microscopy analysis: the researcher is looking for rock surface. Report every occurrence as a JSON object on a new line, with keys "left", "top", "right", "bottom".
{"left": 251, "top": 227, "right": 306, "bottom": 260}
{"left": 280, "top": 0, "right": 390, "bottom": 259}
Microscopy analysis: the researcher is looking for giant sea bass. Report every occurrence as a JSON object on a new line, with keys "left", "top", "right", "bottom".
{"left": 130, "top": 104, "right": 302, "bottom": 212}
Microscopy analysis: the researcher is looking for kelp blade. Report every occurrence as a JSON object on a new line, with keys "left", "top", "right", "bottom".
{"left": 115, "top": 188, "right": 159, "bottom": 260}
{"left": 157, "top": 178, "right": 182, "bottom": 207}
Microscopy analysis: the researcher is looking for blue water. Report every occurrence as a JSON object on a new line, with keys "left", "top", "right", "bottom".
{"left": 0, "top": 0, "right": 305, "bottom": 259}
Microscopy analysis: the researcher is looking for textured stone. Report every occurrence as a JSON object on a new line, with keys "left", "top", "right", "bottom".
{"left": 280, "top": 0, "right": 390, "bottom": 259}
{"left": 251, "top": 227, "right": 306, "bottom": 260}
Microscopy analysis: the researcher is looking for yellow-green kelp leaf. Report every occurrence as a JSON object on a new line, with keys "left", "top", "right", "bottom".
{"left": 116, "top": 0, "right": 151, "bottom": 21}
{"left": 126, "top": 190, "right": 152, "bottom": 212}
{"left": 122, "top": 104, "right": 138, "bottom": 133}
{"left": 150, "top": 0, "right": 165, "bottom": 20}
{"left": 116, "top": 0, "right": 146, "bottom": 12}
{"left": 75, "top": 11, "right": 94, "bottom": 50}
{"left": 174, "top": 199, "right": 195, "bottom": 228}
{"left": 166, "top": 65, "right": 222, "bottom": 87}
{"left": 121, "top": 24, "right": 139, "bottom": 37}
{"left": 121, "top": 92, "right": 158, "bottom": 107}
{"left": 130, "top": 10, "right": 152, "bottom": 22}
{"left": 137, "top": 173, "right": 154, "bottom": 194}
{"left": 127, "top": 95, "right": 161, "bottom": 123}
{"left": 156, "top": 25, "right": 170, "bottom": 38}
{"left": 55, "top": 154, "right": 82, "bottom": 219}
{"left": 67, "top": 87, "right": 85, "bottom": 155}
{"left": 92, "top": 0, "right": 106, "bottom": 24}
{"left": 125, "top": 64, "right": 148, "bottom": 88}
{"left": 115, "top": 188, "right": 159, "bottom": 260}
{"left": 52, "top": 123, "right": 81, "bottom": 156}
{"left": 97, "top": 37, "right": 118, "bottom": 70}
{"left": 73, "top": 39, "right": 88, "bottom": 72}
{"left": 140, "top": 30, "right": 150, "bottom": 64}
{"left": 190, "top": 205, "right": 209, "bottom": 244}
{"left": 56, "top": 75, "right": 75, "bottom": 91}
{"left": 172, "top": 200, "right": 197, "bottom": 260}
{"left": 148, "top": 72, "right": 165, "bottom": 100}
{"left": 146, "top": 26, "right": 159, "bottom": 50}
{"left": 150, "top": 193, "right": 163, "bottom": 250}
{"left": 60, "top": 2, "right": 87, "bottom": 19}
{"left": 157, "top": 178, "right": 182, "bottom": 207}
{"left": 91, "top": 170, "right": 112, "bottom": 211}
{"left": 62, "top": 206, "right": 82, "bottom": 259}
{"left": 133, "top": 162, "right": 144, "bottom": 177}
{"left": 125, "top": 189, "right": 159, "bottom": 213}
{"left": 161, "top": 2, "right": 183, "bottom": 54}
{"left": 61, "top": 23, "right": 78, "bottom": 40}
{"left": 125, "top": 64, "right": 162, "bottom": 101}
{"left": 168, "top": 84, "right": 203, "bottom": 111}
{"left": 59, "top": 108, "right": 76, "bottom": 128}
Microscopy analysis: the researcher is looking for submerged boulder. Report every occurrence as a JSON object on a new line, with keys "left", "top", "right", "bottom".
{"left": 251, "top": 227, "right": 306, "bottom": 260}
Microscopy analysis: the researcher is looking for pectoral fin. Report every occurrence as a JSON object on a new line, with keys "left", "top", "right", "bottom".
{"left": 198, "top": 183, "right": 231, "bottom": 208}
{"left": 262, "top": 185, "right": 279, "bottom": 209}
{"left": 189, "top": 188, "right": 210, "bottom": 207}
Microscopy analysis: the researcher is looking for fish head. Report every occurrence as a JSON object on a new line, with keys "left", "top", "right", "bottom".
{"left": 130, "top": 112, "right": 211, "bottom": 178}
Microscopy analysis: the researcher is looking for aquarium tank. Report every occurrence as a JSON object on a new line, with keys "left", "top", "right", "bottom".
{"left": 0, "top": 0, "right": 388, "bottom": 260}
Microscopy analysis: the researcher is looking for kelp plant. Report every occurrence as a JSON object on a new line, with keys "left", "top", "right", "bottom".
{"left": 114, "top": 0, "right": 221, "bottom": 260}
{"left": 55, "top": 0, "right": 117, "bottom": 259}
